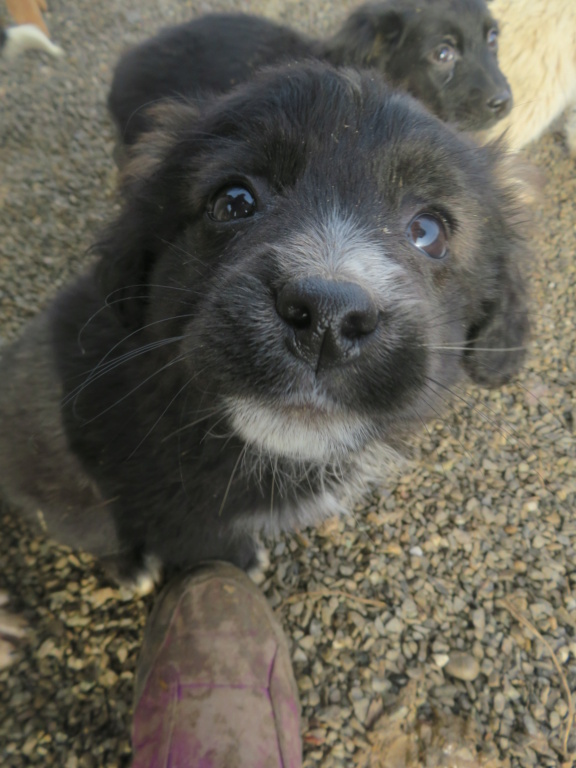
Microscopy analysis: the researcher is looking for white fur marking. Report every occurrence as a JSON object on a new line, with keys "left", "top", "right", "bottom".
{"left": 226, "top": 396, "right": 368, "bottom": 463}
{"left": 3, "top": 25, "right": 64, "bottom": 60}
{"left": 268, "top": 211, "right": 418, "bottom": 309}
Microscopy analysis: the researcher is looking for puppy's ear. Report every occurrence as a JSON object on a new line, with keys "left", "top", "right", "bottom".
{"left": 119, "top": 100, "right": 202, "bottom": 183}
{"left": 323, "top": 4, "right": 407, "bottom": 66}
{"left": 463, "top": 153, "right": 536, "bottom": 388}
{"left": 96, "top": 101, "right": 202, "bottom": 327}
{"left": 464, "top": 256, "right": 529, "bottom": 388}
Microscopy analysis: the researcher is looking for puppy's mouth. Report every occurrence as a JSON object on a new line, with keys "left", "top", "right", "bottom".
{"left": 224, "top": 394, "right": 370, "bottom": 463}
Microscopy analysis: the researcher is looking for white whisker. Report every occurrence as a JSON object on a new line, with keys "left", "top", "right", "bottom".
{"left": 127, "top": 377, "right": 195, "bottom": 458}
{"left": 73, "top": 353, "right": 188, "bottom": 424}
{"left": 63, "top": 335, "right": 185, "bottom": 406}
{"left": 422, "top": 344, "right": 527, "bottom": 352}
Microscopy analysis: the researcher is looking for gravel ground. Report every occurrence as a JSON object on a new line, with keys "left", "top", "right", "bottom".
{"left": 0, "top": 1, "right": 575, "bottom": 766}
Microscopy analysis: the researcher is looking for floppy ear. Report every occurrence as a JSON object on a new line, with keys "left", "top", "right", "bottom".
{"left": 119, "top": 99, "right": 203, "bottom": 184}
{"left": 463, "top": 253, "right": 530, "bottom": 388}
{"left": 463, "top": 153, "right": 535, "bottom": 388}
{"left": 95, "top": 101, "right": 202, "bottom": 328}
{"left": 322, "top": 4, "right": 407, "bottom": 67}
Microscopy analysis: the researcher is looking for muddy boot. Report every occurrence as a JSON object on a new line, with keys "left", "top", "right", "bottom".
{"left": 131, "top": 561, "right": 302, "bottom": 768}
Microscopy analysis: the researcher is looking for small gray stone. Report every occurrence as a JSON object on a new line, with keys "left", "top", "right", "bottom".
{"left": 494, "top": 692, "right": 506, "bottom": 715}
{"left": 385, "top": 616, "right": 405, "bottom": 634}
{"left": 445, "top": 652, "right": 481, "bottom": 682}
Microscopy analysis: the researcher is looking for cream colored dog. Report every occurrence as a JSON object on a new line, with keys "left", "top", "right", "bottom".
{"left": 6, "top": 0, "right": 50, "bottom": 36}
{"left": 485, "top": 0, "right": 576, "bottom": 152}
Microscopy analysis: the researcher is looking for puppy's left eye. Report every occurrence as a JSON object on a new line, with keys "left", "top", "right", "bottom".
{"left": 432, "top": 43, "right": 456, "bottom": 64}
{"left": 407, "top": 213, "right": 448, "bottom": 259}
{"left": 208, "top": 185, "right": 257, "bottom": 222}
{"left": 487, "top": 27, "right": 498, "bottom": 50}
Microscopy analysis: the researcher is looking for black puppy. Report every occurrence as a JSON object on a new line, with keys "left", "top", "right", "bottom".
{"left": 0, "top": 62, "right": 528, "bottom": 591}
{"left": 109, "top": 0, "right": 512, "bottom": 147}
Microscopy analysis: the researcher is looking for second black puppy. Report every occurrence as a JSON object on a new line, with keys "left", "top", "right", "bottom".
{"left": 0, "top": 62, "right": 528, "bottom": 591}
{"left": 109, "top": 0, "right": 512, "bottom": 147}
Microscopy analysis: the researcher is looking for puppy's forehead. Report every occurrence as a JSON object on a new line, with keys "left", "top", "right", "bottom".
{"left": 189, "top": 69, "right": 481, "bottom": 200}
{"left": 405, "top": 0, "right": 496, "bottom": 37}
{"left": 416, "top": 0, "right": 492, "bottom": 18}
{"left": 134, "top": 65, "right": 497, "bottom": 226}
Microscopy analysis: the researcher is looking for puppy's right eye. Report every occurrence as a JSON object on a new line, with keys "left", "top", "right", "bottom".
{"left": 208, "top": 185, "right": 257, "bottom": 222}
{"left": 432, "top": 44, "right": 456, "bottom": 64}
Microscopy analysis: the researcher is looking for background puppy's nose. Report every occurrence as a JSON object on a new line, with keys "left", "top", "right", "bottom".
{"left": 276, "top": 277, "right": 378, "bottom": 367}
{"left": 486, "top": 89, "right": 512, "bottom": 118}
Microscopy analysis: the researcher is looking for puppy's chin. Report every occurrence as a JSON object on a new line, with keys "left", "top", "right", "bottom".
{"left": 224, "top": 396, "right": 369, "bottom": 463}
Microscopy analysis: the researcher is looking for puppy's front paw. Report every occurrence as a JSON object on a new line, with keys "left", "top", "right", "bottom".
{"left": 0, "top": 590, "right": 28, "bottom": 670}
{"left": 247, "top": 546, "right": 270, "bottom": 585}
{"left": 117, "top": 554, "right": 163, "bottom": 599}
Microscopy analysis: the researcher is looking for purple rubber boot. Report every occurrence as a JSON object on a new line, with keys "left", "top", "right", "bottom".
{"left": 131, "top": 561, "right": 303, "bottom": 768}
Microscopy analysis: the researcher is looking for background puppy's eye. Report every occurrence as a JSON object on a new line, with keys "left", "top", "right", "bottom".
{"left": 432, "top": 43, "right": 456, "bottom": 64}
{"left": 407, "top": 213, "right": 448, "bottom": 259}
{"left": 486, "top": 27, "right": 499, "bottom": 50}
{"left": 208, "top": 185, "right": 257, "bottom": 222}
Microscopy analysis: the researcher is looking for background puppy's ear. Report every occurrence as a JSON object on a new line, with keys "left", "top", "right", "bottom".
{"left": 96, "top": 101, "right": 201, "bottom": 328}
{"left": 323, "top": 4, "right": 407, "bottom": 66}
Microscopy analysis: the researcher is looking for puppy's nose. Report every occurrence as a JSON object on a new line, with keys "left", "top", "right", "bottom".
{"left": 276, "top": 277, "right": 378, "bottom": 367}
{"left": 486, "top": 89, "right": 512, "bottom": 118}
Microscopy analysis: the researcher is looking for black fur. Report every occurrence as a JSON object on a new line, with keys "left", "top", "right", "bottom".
{"left": 109, "top": 0, "right": 512, "bottom": 147}
{"left": 0, "top": 63, "right": 528, "bottom": 584}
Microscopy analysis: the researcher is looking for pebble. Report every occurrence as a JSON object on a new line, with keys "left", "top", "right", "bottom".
{"left": 494, "top": 692, "right": 507, "bottom": 715}
{"left": 432, "top": 653, "right": 450, "bottom": 669}
{"left": 472, "top": 607, "right": 486, "bottom": 639}
{"left": 444, "top": 652, "right": 481, "bottom": 682}
{"left": 352, "top": 698, "right": 370, "bottom": 724}
{"left": 385, "top": 617, "right": 405, "bottom": 634}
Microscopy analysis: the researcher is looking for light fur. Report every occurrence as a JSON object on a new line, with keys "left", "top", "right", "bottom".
{"left": 2, "top": 23, "right": 63, "bottom": 59}
{"left": 485, "top": 0, "right": 576, "bottom": 151}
